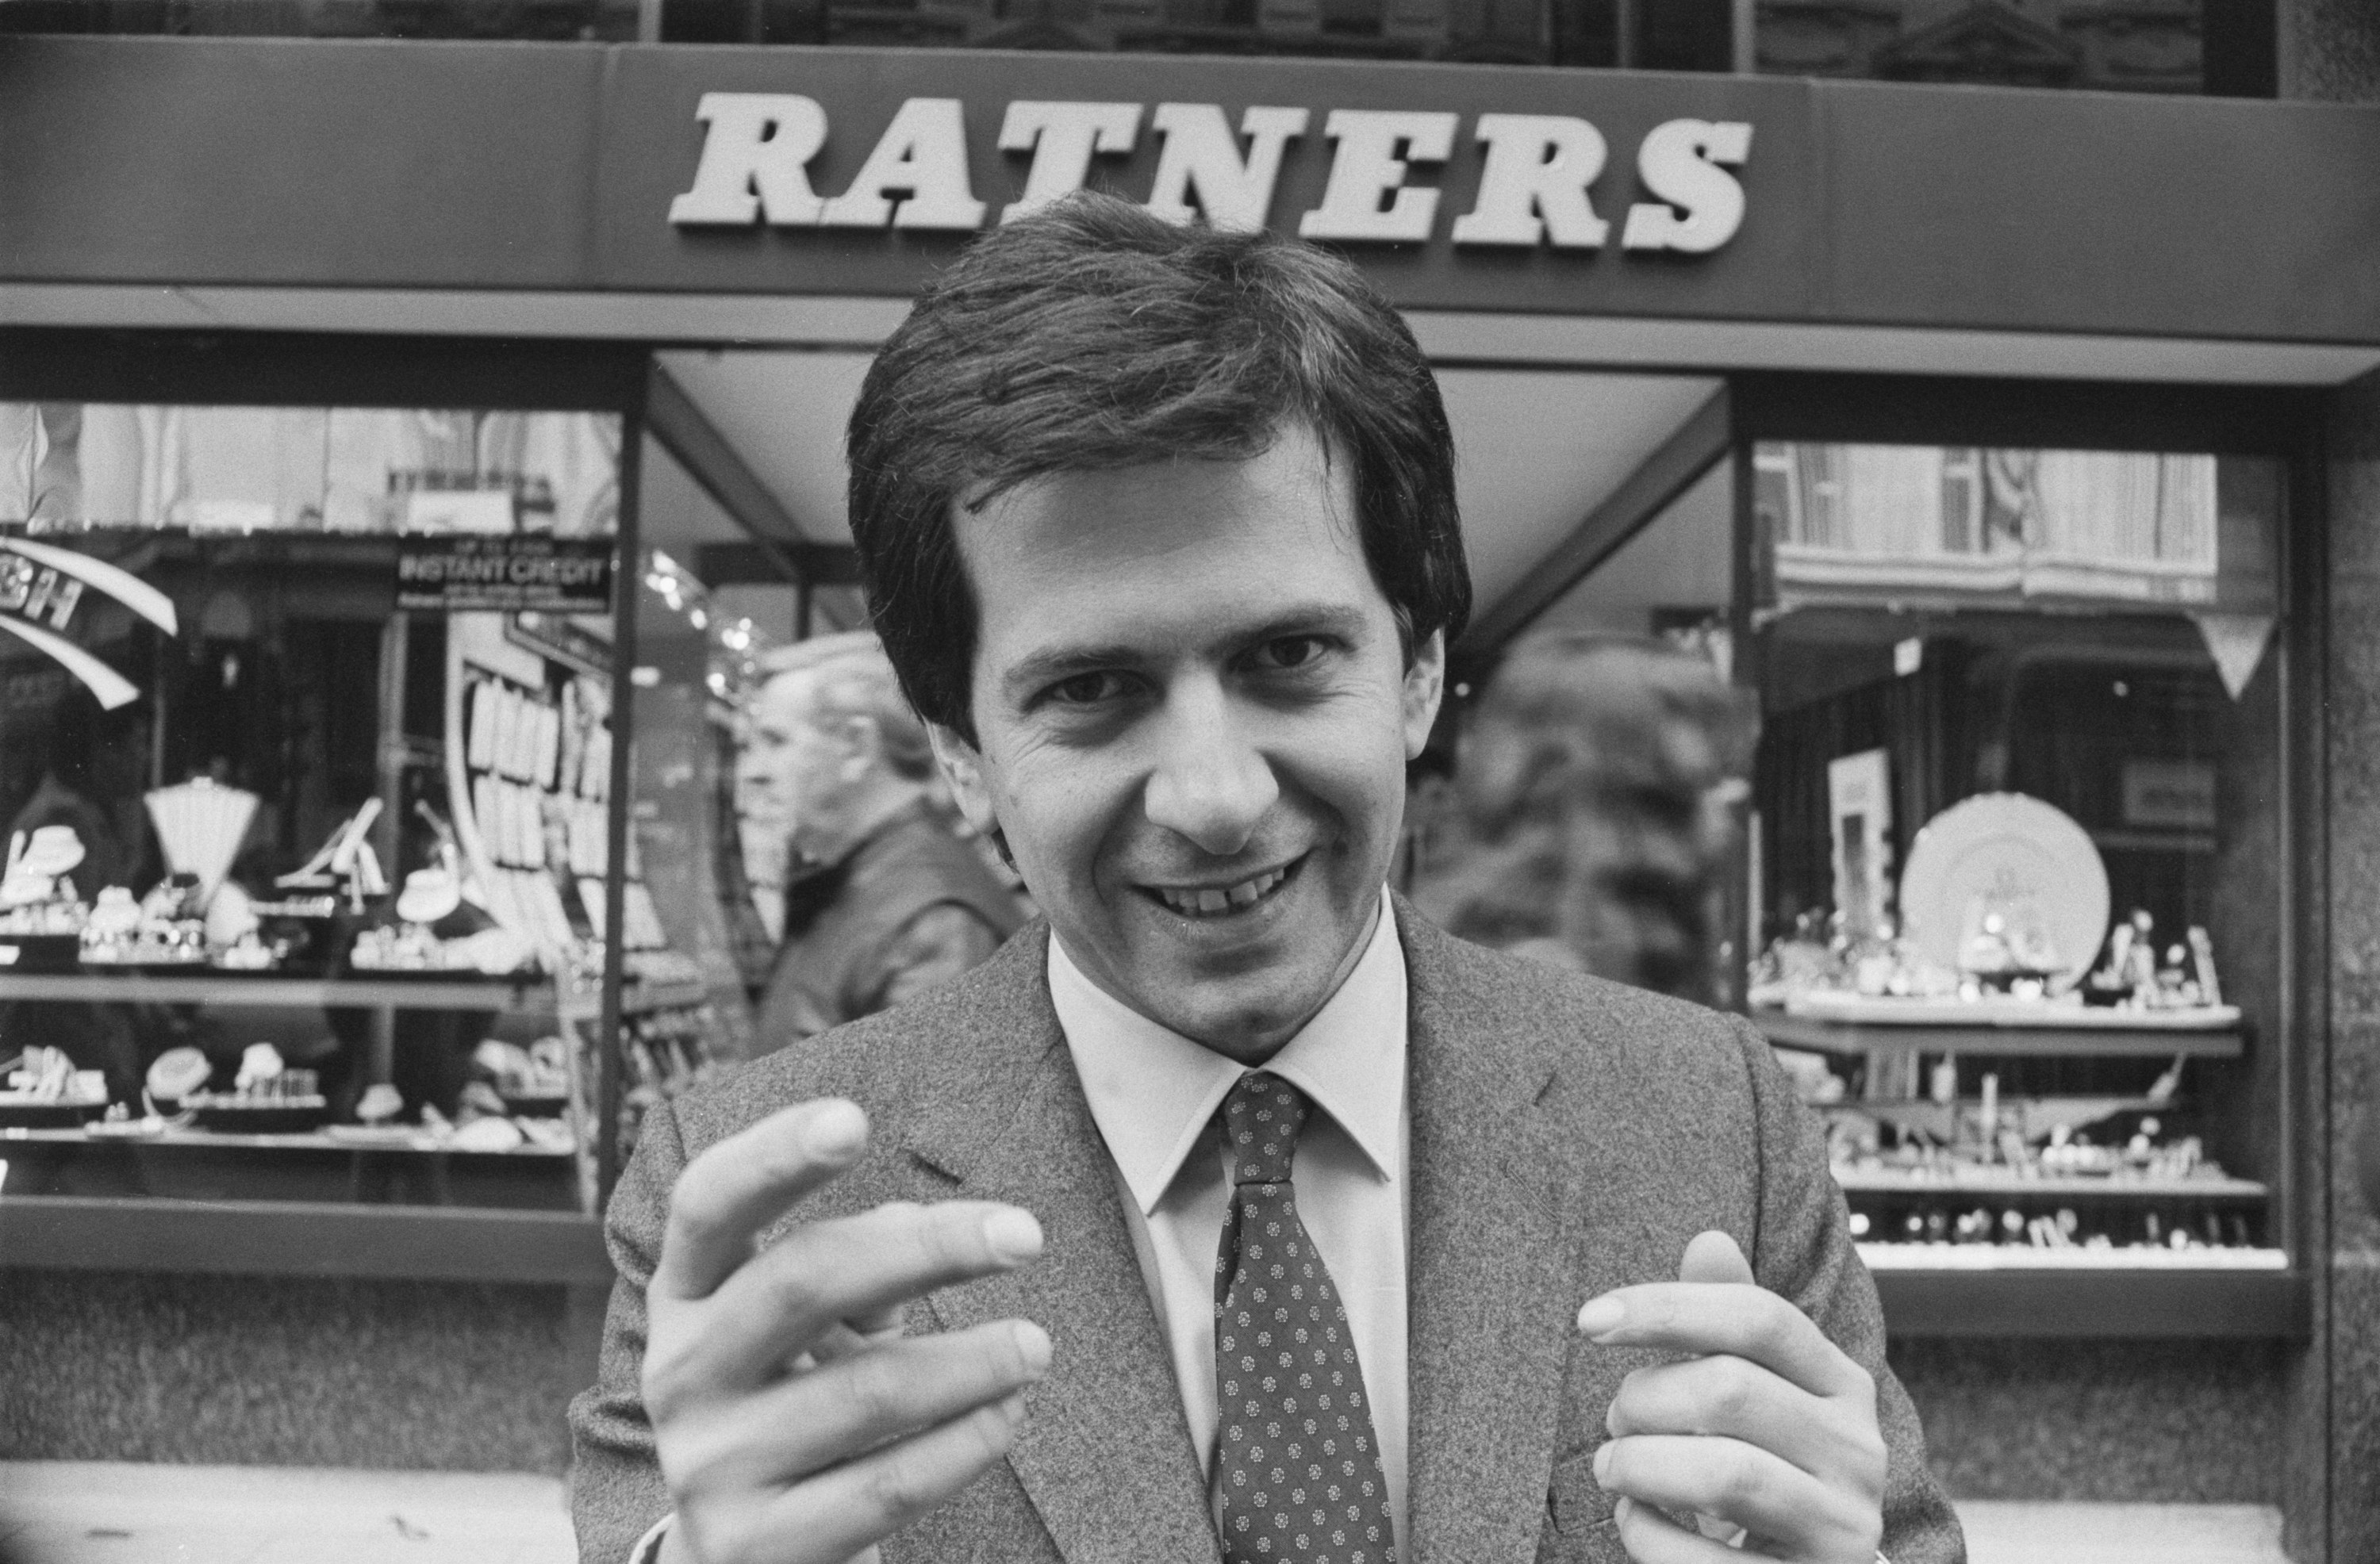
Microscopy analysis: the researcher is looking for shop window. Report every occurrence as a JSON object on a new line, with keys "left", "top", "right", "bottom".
{"left": 1752, "top": 0, "right": 2239, "bottom": 96}
{"left": 0, "top": 0, "right": 2266, "bottom": 93}
{"left": 0, "top": 399, "right": 651, "bottom": 1217}
{"left": 0, "top": 0, "right": 645, "bottom": 39}
{"left": 1745, "top": 438, "right": 2289, "bottom": 1275}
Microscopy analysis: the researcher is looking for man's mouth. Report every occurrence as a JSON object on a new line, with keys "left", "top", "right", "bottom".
{"left": 1142, "top": 857, "right": 1301, "bottom": 919}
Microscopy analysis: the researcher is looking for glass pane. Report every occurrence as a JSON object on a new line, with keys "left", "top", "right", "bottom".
{"left": 606, "top": 547, "right": 758, "bottom": 1166}
{"left": 1407, "top": 468, "right": 1755, "bottom": 1008}
{"left": 1748, "top": 440, "right": 2287, "bottom": 1265}
{"left": 0, "top": 401, "right": 621, "bottom": 1210}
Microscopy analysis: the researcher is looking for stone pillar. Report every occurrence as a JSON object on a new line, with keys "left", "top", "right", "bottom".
{"left": 2282, "top": 6, "right": 2380, "bottom": 1558}
{"left": 2280, "top": 0, "right": 2380, "bottom": 102}
{"left": 2305, "top": 366, "right": 2380, "bottom": 1564}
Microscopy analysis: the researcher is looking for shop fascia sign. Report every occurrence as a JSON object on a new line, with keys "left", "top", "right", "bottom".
{"left": 670, "top": 95, "right": 1752, "bottom": 254}
{"left": 0, "top": 537, "right": 178, "bottom": 711}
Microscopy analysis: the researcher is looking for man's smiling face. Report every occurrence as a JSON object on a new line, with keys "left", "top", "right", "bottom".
{"left": 934, "top": 424, "right": 1443, "bottom": 1063}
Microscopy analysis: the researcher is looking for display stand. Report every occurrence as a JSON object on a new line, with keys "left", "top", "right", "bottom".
{"left": 1747, "top": 1005, "right": 2297, "bottom": 1330}
{"left": 1756, "top": 1010, "right": 2245, "bottom": 1059}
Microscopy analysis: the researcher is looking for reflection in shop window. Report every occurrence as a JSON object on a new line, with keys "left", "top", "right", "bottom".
{"left": 1754, "top": 442, "right": 2270, "bottom": 611}
{"left": 0, "top": 402, "right": 620, "bottom": 538}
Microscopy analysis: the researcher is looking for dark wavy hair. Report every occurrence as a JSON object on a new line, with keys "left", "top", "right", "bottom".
{"left": 846, "top": 192, "right": 1469, "bottom": 746}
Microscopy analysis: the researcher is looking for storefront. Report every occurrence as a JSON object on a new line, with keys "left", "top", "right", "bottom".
{"left": 3, "top": 31, "right": 2378, "bottom": 1544}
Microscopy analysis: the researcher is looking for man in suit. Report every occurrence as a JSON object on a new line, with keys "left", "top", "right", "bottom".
{"left": 569, "top": 194, "right": 1964, "bottom": 1564}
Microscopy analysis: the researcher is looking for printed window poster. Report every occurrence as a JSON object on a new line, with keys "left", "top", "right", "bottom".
{"left": 1828, "top": 748, "right": 1893, "bottom": 941}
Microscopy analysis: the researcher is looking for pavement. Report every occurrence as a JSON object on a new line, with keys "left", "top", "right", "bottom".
{"left": 1955, "top": 1501, "right": 2290, "bottom": 1563}
{"left": 0, "top": 1466, "right": 571, "bottom": 1564}
{"left": 0, "top": 1462, "right": 2297, "bottom": 1563}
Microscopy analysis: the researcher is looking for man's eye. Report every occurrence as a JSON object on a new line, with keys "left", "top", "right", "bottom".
{"left": 1257, "top": 636, "right": 1326, "bottom": 669}
{"left": 1049, "top": 670, "right": 1126, "bottom": 705}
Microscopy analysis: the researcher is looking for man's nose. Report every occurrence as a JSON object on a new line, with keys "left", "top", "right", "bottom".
{"left": 739, "top": 768, "right": 783, "bottom": 812}
{"left": 1141, "top": 684, "right": 1278, "bottom": 856}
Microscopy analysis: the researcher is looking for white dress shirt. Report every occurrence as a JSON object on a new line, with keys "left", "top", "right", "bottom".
{"left": 1050, "top": 888, "right": 1410, "bottom": 1561}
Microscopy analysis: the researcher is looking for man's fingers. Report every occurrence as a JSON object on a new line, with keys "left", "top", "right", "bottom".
{"left": 800, "top": 1299, "right": 911, "bottom": 1370}
{"left": 1604, "top": 1354, "right": 1887, "bottom": 1493}
{"left": 1576, "top": 1281, "right": 1874, "bottom": 1404}
{"left": 1597, "top": 1435, "right": 1881, "bottom": 1562}
{"left": 850, "top": 1299, "right": 907, "bottom": 1336}
{"left": 756, "top": 1391, "right": 1031, "bottom": 1564}
{"left": 681, "top": 1199, "right": 1042, "bottom": 1395}
{"left": 670, "top": 1321, "right": 1051, "bottom": 1491}
{"left": 1676, "top": 1230, "right": 1754, "bottom": 1287}
{"left": 805, "top": 1307, "right": 908, "bottom": 1370}
{"left": 1607, "top": 1496, "right": 1754, "bottom": 1564}
{"left": 654, "top": 1099, "right": 871, "bottom": 1303}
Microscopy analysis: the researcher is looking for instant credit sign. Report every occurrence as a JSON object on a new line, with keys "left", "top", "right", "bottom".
{"left": 397, "top": 535, "right": 614, "bottom": 614}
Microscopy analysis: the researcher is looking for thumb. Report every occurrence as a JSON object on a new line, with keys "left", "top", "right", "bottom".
{"left": 1679, "top": 1229, "right": 1755, "bottom": 1286}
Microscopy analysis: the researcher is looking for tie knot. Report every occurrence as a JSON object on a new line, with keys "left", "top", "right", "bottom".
{"left": 1222, "top": 1071, "right": 1310, "bottom": 1186}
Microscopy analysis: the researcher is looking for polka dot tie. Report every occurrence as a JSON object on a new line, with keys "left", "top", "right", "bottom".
{"left": 1213, "top": 1072, "right": 1396, "bottom": 1564}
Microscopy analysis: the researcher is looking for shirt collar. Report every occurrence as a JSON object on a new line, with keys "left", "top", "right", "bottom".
{"left": 1050, "top": 887, "right": 1407, "bottom": 1217}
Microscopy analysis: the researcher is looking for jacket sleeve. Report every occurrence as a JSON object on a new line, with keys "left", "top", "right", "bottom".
{"left": 567, "top": 1098, "right": 688, "bottom": 1564}
{"left": 1731, "top": 1017, "right": 1967, "bottom": 1564}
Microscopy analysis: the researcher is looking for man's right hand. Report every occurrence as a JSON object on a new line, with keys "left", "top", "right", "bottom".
{"left": 645, "top": 1098, "right": 1051, "bottom": 1564}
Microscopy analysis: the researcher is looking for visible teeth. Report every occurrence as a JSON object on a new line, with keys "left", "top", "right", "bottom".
{"left": 1158, "top": 866, "right": 1288, "bottom": 916}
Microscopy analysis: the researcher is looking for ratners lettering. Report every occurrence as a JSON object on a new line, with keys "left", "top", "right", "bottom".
{"left": 669, "top": 94, "right": 1751, "bottom": 254}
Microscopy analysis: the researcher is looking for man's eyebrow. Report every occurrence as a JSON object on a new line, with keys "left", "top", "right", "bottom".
{"left": 1240, "top": 603, "right": 1371, "bottom": 644}
{"left": 1000, "top": 644, "right": 1146, "bottom": 704}
{"left": 996, "top": 603, "right": 1373, "bottom": 705}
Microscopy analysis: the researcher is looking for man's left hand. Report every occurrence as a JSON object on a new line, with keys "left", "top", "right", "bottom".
{"left": 1576, "top": 1230, "right": 1887, "bottom": 1562}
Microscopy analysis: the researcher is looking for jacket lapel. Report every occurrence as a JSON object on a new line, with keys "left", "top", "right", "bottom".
{"left": 904, "top": 927, "right": 1219, "bottom": 1564}
{"left": 1399, "top": 907, "right": 1587, "bottom": 1564}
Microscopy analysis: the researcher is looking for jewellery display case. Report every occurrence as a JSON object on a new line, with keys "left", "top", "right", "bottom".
{"left": 1729, "top": 378, "right": 2318, "bottom": 1336}
{"left": 0, "top": 333, "right": 678, "bottom": 1283}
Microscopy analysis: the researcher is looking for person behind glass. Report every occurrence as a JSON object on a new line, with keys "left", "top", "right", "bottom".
{"left": 570, "top": 196, "right": 1960, "bottom": 1564}
{"left": 1412, "top": 634, "right": 1758, "bottom": 1006}
{"left": 739, "top": 633, "right": 1024, "bottom": 1050}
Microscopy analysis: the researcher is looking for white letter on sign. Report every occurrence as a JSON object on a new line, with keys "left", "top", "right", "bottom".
{"left": 1621, "top": 119, "right": 1752, "bottom": 254}
{"left": 1000, "top": 102, "right": 1142, "bottom": 223}
{"left": 1144, "top": 105, "right": 1309, "bottom": 231}
{"left": 1452, "top": 113, "right": 1610, "bottom": 249}
{"left": 1298, "top": 109, "right": 1459, "bottom": 243}
{"left": 819, "top": 98, "right": 988, "bottom": 230}
{"left": 668, "top": 93, "right": 830, "bottom": 226}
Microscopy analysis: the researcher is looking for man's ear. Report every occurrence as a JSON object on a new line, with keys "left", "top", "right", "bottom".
{"left": 837, "top": 715, "right": 882, "bottom": 782}
{"left": 927, "top": 722, "right": 1000, "bottom": 836}
{"left": 1402, "top": 629, "right": 1446, "bottom": 761}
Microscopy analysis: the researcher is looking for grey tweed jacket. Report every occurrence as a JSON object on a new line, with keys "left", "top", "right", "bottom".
{"left": 569, "top": 904, "right": 1965, "bottom": 1564}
